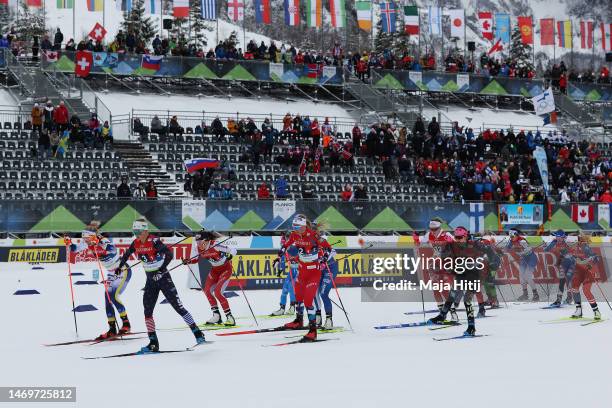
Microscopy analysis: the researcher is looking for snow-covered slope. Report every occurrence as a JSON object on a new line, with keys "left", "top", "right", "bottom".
{"left": 97, "top": 92, "right": 355, "bottom": 120}
{"left": 1, "top": 261, "right": 610, "bottom": 408}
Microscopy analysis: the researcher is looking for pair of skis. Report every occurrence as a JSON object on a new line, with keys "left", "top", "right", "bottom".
{"left": 82, "top": 340, "right": 216, "bottom": 360}
{"left": 44, "top": 331, "right": 147, "bottom": 347}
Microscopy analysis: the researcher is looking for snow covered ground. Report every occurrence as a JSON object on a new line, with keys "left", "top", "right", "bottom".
{"left": 0, "top": 89, "right": 17, "bottom": 107}
{"left": 1, "top": 261, "right": 610, "bottom": 408}
{"left": 97, "top": 92, "right": 355, "bottom": 120}
{"left": 423, "top": 104, "right": 558, "bottom": 133}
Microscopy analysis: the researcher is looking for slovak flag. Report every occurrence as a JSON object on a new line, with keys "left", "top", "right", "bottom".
{"left": 284, "top": 0, "right": 300, "bottom": 26}
{"left": 254, "top": 0, "right": 271, "bottom": 24}
{"left": 571, "top": 204, "right": 594, "bottom": 224}
{"left": 478, "top": 11, "right": 493, "bottom": 40}
{"left": 184, "top": 158, "right": 221, "bottom": 173}
{"left": 141, "top": 54, "right": 162, "bottom": 71}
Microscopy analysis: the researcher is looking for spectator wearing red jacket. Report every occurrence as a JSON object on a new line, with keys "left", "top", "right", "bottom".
{"left": 599, "top": 189, "right": 612, "bottom": 203}
{"left": 340, "top": 184, "right": 353, "bottom": 202}
{"left": 53, "top": 101, "right": 69, "bottom": 132}
{"left": 257, "top": 182, "right": 270, "bottom": 200}
{"left": 310, "top": 118, "right": 320, "bottom": 147}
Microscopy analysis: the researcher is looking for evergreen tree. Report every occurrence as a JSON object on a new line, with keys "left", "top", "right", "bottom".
{"left": 188, "top": 0, "right": 212, "bottom": 51}
{"left": 0, "top": 4, "right": 12, "bottom": 35}
{"left": 121, "top": 0, "right": 156, "bottom": 46}
{"left": 12, "top": 0, "right": 46, "bottom": 41}
{"left": 509, "top": 26, "right": 534, "bottom": 72}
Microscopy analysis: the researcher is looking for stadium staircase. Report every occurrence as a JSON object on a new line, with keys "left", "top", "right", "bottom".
{"left": 553, "top": 90, "right": 600, "bottom": 128}
{"left": 343, "top": 69, "right": 395, "bottom": 113}
{"left": 5, "top": 52, "right": 91, "bottom": 122}
{"left": 112, "top": 140, "right": 184, "bottom": 198}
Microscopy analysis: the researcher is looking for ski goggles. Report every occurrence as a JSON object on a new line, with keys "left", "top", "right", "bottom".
{"left": 429, "top": 220, "right": 441, "bottom": 229}
{"left": 132, "top": 220, "right": 148, "bottom": 235}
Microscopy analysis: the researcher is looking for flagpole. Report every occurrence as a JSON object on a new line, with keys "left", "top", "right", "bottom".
{"left": 463, "top": 8, "right": 466, "bottom": 60}
{"left": 72, "top": 0, "right": 75, "bottom": 40}
{"left": 159, "top": 0, "right": 163, "bottom": 38}
{"left": 591, "top": 22, "right": 595, "bottom": 70}
{"left": 532, "top": 18, "right": 536, "bottom": 69}
{"left": 103, "top": 0, "right": 105, "bottom": 34}
{"left": 417, "top": 7, "right": 421, "bottom": 62}
{"left": 570, "top": 20, "right": 574, "bottom": 68}
{"left": 553, "top": 20, "right": 556, "bottom": 64}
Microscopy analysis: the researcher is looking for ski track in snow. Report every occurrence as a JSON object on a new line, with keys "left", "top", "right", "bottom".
{"left": 1, "top": 262, "right": 610, "bottom": 408}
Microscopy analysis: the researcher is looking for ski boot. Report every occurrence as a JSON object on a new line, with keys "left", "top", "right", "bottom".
{"left": 206, "top": 310, "right": 222, "bottom": 325}
{"left": 571, "top": 305, "right": 583, "bottom": 319}
{"left": 531, "top": 290, "right": 540, "bottom": 302}
{"left": 141, "top": 333, "right": 159, "bottom": 353}
{"left": 224, "top": 313, "right": 236, "bottom": 327}
{"left": 550, "top": 294, "right": 562, "bottom": 308}
{"left": 95, "top": 321, "right": 118, "bottom": 341}
{"left": 464, "top": 324, "right": 476, "bottom": 337}
{"left": 489, "top": 297, "right": 500, "bottom": 309}
{"left": 270, "top": 305, "right": 286, "bottom": 316}
{"left": 437, "top": 304, "right": 445, "bottom": 312}
{"left": 594, "top": 309, "right": 602, "bottom": 321}
{"left": 323, "top": 314, "right": 333, "bottom": 330}
{"left": 477, "top": 304, "right": 486, "bottom": 318}
{"left": 284, "top": 313, "right": 304, "bottom": 329}
{"left": 191, "top": 325, "right": 206, "bottom": 345}
{"left": 119, "top": 317, "right": 131, "bottom": 335}
{"left": 287, "top": 303, "right": 296, "bottom": 315}
{"left": 428, "top": 313, "right": 448, "bottom": 325}
{"left": 315, "top": 311, "right": 323, "bottom": 328}
{"left": 517, "top": 289, "right": 529, "bottom": 302}
{"left": 301, "top": 321, "right": 317, "bottom": 342}
{"left": 450, "top": 307, "right": 459, "bottom": 323}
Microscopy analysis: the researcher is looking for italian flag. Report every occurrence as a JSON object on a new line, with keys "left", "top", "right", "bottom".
{"left": 307, "top": 0, "right": 322, "bottom": 28}
{"left": 404, "top": 5, "right": 419, "bottom": 35}
{"left": 330, "top": 0, "right": 346, "bottom": 28}
{"left": 356, "top": 1, "right": 372, "bottom": 31}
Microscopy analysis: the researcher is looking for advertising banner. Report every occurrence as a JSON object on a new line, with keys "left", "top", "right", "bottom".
{"left": 498, "top": 204, "right": 544, "bottom": 225}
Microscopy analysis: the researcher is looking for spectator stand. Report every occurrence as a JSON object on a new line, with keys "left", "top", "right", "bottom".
{"left": 0, "top": 125, "right": 130, "bottom": 200}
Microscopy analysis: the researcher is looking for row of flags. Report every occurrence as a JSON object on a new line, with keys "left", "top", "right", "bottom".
{"left": 8, "top": 0, "right": 612, "bottom": 51}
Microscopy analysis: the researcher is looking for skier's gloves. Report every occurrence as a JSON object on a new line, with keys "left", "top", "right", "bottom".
{"left": 63, "top": 236, "right": 72, "bottom": 246}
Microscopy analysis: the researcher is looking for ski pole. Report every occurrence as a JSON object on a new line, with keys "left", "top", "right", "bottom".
{"left": 127, "top": 236, "right": 192, "bottom": 270}
{"left": 325, "top": 261, "right": 353, "bottom": 332}
{"left": 184, "top": 262, "right": 210, "bottom": 304}
{"left": 90, "top": 240, "right": 115, "bottom": 307}
{"left": 169, "top": 236, "right": 234, "bottom": 273}
{"left": 334, "top": 243, "right": 374, "bottom": 262}
{"left": 65, "top": 244, "right": 79, "bottom": 336}
{"left": 236, "top": 279, "right": 259, "bottom": 327}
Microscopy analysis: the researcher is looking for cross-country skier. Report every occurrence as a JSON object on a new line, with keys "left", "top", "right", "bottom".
{"left": 505, "top": 228, "right": 539, "bottom": 301}
{"left": 183, "top": 230, "right": 237, "bottom": 326}
{"left": 413, "top": 217, "right": 458, "bottom": 321}
{"left": 569, "top": 233, "right": 601, "bottom": 320}
{"left": 117, "top": 218, "right": 205, "bottom": 352}
{"left": 65, "top": 221, "right": 132, "bottom": 340}
{"left": 270, "top": 235, "right": 298, "bottom": 316}
{"left": 274, "top": 214, "right": 331, "bottom": 342}
{"left": 314, "top": 230, "right": 339, "bottom": 330}
{"left": 544, "top": 230, "right": 575, "bottom": 306}
{"left": 480, "top": 233, "right": 503, "bottom": 309}
{"left": 429, "top": 226, "right": 497, "bottom": 336}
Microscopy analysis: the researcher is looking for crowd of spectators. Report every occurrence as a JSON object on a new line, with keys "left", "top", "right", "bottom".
{"left": 137, "top": 109, "right": 612, "bottom": 203}
{"left": 4, "top": 25, "right": 611, "bottom": 86}
{"left": 28, "top": 100, "right": 113, "bottom": 159}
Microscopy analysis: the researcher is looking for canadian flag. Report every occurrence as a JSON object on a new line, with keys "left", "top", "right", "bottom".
{"left": 487, "top": 38, "right": 503, "bottom": 55}
{"left": 571, "top": 204, "right": 594, "bottom": 224}
{"left": 478, "top": 11, "right": 493, "bottom": 41}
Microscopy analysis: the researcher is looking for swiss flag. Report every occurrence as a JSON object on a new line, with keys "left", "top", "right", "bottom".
{"left": 88, "top": 23, "right": 107, "bottom": 42}
{"left": 75, "top": 51, "right": 93, "bottom": 78}
{"left": 571, "top": 204, "right": 594, "bottom": 224}
{"left": 478, "top": 11, "right": 493, "bottom": 41}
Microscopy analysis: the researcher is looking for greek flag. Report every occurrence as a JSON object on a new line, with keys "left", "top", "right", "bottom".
{"left": 201, "top": 0, "right": 216, "bottom": 20}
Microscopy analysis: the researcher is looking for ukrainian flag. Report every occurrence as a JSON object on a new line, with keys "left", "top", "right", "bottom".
{"left": 87, "top": 0, "right": 103, "bottom": 11}
{"left": 557, "top": 20, "right": 572, "bottom": 48}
